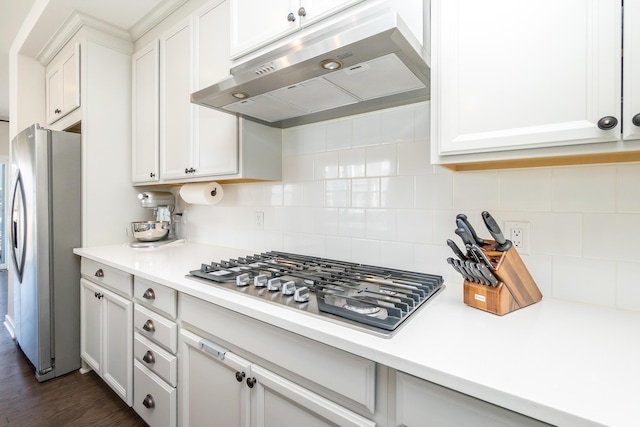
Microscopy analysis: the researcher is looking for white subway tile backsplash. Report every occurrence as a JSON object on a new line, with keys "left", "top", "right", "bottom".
{"left": 616, "top": 164, "right": 640, "bottom": 212}
{"left": 552, "top": 256, "right": 616, "bottom": 307}
{"left": 453, "top": 172, "right": 500, "bottom": 211}
{"left": 499, "top": 169, "right": 552, "bottom": 211}
{"left": 351, "top": 178, "right": 380, "bottom": 208}
{"left": 615, "top": 262, "right": 640, "bottom": 311}
{"left": 366, "top": 144, "right": 397, "bottom": 177}
{"left": 352, "top": 113, "right": 382, "bottom": 147}
{"left": 583, "top": 213, "right": 640, "bottom": 262}
{"left": 314, "top": 151, "right": 339, "bottom": 179}
{"left": 339, "top": 148, "right": 366, "bottom": 178}
{"left": 381, "top": 176, "right": 415, "bottom": 208}
{"left": 365, "top": 209, "right": 397, "bottom": 240}
{"left": 185, "top": 102, "right": 640, "bottom": 312}
{"left": 325, "top": 179, "right": 351, "bottom": 207}
{"left": 552, "top": 165, "right": 616, "bottom": 212}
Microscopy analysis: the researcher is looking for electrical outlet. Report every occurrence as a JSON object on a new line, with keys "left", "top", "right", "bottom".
{"left": 255, "top": 211, "right": 264, "bottom": 230}
{"left": 504, "top": 221, "right": 530, "bottom": 254}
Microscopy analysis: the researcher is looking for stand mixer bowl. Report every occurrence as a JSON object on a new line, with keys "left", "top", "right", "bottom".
{"left": 131, "top": 221, "right": 169, "bottom": 242}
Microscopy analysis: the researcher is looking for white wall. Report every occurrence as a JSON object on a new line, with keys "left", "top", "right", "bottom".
{"left": 0, "top": 121, "right": 8, "bottom": 155}
{"left": 183, "top": 101, "right": 640, "bottom": 313}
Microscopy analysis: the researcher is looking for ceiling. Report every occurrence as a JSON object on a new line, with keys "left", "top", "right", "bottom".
{"left": 0, "top": 0, "right": 165, "bottom": 120}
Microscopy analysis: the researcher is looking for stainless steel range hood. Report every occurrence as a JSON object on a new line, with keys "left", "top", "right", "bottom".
{"left": 191, "top": 6, "right": 430, "bottom": 129}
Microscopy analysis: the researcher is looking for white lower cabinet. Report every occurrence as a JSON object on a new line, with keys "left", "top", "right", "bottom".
{"left": 392, "top": 371, "right": 550, "bottom": 427}
{"left": 80, "top": 278, "right": 133, "bottom": 405}
{"left": 179, "top": 329, "right": 375, "bottom": 427}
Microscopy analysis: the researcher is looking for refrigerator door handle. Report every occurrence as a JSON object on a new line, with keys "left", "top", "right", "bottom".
{"left": 10, "top": 170, "right": 27, "bottom": 283}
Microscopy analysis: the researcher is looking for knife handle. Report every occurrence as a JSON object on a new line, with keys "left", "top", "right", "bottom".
{"left": 481, "top": 211, "right": 513, "bottom": 251}
{"left": 455, "top": 219, "right": 476, "bottom": 246}
{"left": 456, "top": 214, "right": 484, "bottom": 245}
{"left": 447, "top": 239, "right": 467, "bottom": 260}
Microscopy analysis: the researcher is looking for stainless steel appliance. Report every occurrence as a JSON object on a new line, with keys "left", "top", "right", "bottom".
{"left": 130, "top": 191, "right": 176, "bottom": 247}
{"left": 188, "top": 251, "right": 443, "bottom": 337}
{"left": 10, "top": 124, "right": 81, "bottom": 381}
{"left": 191, "top": 4, "right": 430, "bottom": 128}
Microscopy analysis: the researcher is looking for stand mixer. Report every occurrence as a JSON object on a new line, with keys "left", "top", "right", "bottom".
{"left": 131, "top": 191, "right": 176, "bottom": 247}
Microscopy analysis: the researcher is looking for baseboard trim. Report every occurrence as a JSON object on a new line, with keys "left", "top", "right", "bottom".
{"left": 4, "top": 314, "right": 16, "bottom": 339}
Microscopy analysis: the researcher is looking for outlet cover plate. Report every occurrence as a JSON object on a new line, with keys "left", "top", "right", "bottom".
{"left": 504, "top": 221, "right": 530, "bottom": 254}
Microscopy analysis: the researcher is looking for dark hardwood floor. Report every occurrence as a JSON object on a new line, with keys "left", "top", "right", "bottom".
{"left": 0, "top": 270, "right": 147, "bottom": 426}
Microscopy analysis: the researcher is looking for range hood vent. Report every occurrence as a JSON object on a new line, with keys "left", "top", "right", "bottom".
{"left": 191, "top": 6, "right": 430, "bottom": 129}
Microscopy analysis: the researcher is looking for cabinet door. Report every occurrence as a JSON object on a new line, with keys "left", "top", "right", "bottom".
{"left": 432, "top": 0, "right": 621, "bottom": 157}
{"left": 102, "top": 287, "right": 133, "bottom": 406}
{"left": 180, "top": 330, "right": 251, "bottom": 427}
{"left": 394, "top": 372, "right": 550, "bottom": 426}
{"left": 230, "top": 0, "right": 299, "bottom": 58}
{"left": 193, "top": 0, "right": 238, "bottom": 177}
{"left": 46, "top": 43, "right": 80, "bottom": 125}
{"left": 160, "top": 19, "right": 194, "bottom": 180}
{"left": 624, "top": 0, "right": 640, "bottom": 141}
{"left": 132, "top": 41, "right": 160, "bottom": 184}
{"left": 80, "top": 279, "right": 102, "bottom": 373}
{"left": 299, "top": 0, "right": 364, "bottom": 27}
{"left": 251, "top": 365, "right": 375, "bottom": 427}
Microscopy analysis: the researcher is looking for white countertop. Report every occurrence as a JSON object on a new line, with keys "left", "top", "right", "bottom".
{"left": 74, "top": 241, "right": 640, "bottom": 427}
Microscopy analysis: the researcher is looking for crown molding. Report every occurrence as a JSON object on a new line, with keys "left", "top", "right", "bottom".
{"left": 37, "top": 11, "right": 131, "bottom": 66}
{"left": 129, "top": 0, "right": 189, "bottom": 42}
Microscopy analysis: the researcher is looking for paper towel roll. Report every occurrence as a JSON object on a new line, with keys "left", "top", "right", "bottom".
{"left": 179, "top": 182, "right": 224, "bottom": 205}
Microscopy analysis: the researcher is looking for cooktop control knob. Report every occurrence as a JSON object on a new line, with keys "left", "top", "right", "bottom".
{"left": 236, "top": 273, "right": 251, "bottom": 287}
{"left": 267, "top": 278, "right": 282, "bottom": 291}
{"left": 254, "top": 275, "right": 267, "bottom": 287}
{"left": 281, "top": 281, "right": 296, "bottom": 295}
{"left": 294, "top": 286, "right": 309, "bottom": 303}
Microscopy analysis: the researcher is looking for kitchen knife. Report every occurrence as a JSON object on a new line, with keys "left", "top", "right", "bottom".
{"left": 456, "top": 214, "right": 485, "bottom": 245}
{"left": 469, "top": 244, "right": 494, "bottom": 270}
{"left": 481, "top": 211, "right": 513, "bottom": 251}
{"left": 455, "top": 221, "right": 476, "bottom": 248}
{"left": 447, "top": 239, "right": 468, "bottom": 260}
{"left": 478, "top": 263, "right": 499, "bottom": 287}
{"left": 451, "top": 258, "right": 472, "bottom": 282}
{"left": 465, "top": 260, "right": 488, "bottom": 286}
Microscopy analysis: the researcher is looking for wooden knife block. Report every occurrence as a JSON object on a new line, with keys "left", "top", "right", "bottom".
{"left": 463, "top": 241, "right": 542, "bottom": 315}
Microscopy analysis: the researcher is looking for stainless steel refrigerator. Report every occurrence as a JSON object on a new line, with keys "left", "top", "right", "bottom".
{"left": 9, "top": 123, "right": 81, "bottom": 382}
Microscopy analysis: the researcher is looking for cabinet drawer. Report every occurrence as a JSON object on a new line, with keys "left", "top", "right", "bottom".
{"left": 81, "top": 258, "right": 132, "bottom": 297}
{"left": 180, "top": 294, "right": 376, "bottom": 412}
{"left": 134, "top": 276, "right": 177, "bottom": 319}
{"left": 134, "top": 304, "right": 177, "bottom": 353}
{"left": 134, "top": 332, "right": 177, "bottom": 387}
{"left": 133, "top": 360, "right": 176, "bottom": 427}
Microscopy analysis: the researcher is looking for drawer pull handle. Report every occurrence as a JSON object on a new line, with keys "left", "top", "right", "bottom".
{"left": 142, "top": 394, "right": 155, "bottom": 409}
{"left": 235, "top": 371, "right": 245, "bottom": 382}
{"left": 142, "top": 351, "right": 155, "bottom": 364}
{"left": 246, "top": 377, "right": 257, "bottom": 388}
{"left": 95, "top": 269, "right": 104, "bottom": 278}
{"left": 143, "top": 288, "right": 156, "bottom": 300}
{"left": 142, "top": 319, "right": 155, "bottom": 332}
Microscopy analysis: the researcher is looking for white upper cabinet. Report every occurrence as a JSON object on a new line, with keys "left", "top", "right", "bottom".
{"left": 229, "top": 0, "right": 364, "bottom": 58}
{"left": 624, "top": 0, "right": 640, "bottom": 142}
{"left": 193, "top": 0, "right": 238, "bottom": 177}
{"left": 46, "top": 42, "right": 80, "bottom": 124}
{"left": 160, "top": 18, "right": 194, "bottom": 180}
{"left": 132, "top": 41, "right": 160, "bottom": 184}
{"left": 431, "top": 0, "right": 640, "bottom": 166}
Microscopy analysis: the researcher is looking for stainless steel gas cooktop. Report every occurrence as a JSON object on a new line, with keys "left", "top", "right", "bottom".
{"left": 187, "top": 251, "right": 444, "bottom": 338}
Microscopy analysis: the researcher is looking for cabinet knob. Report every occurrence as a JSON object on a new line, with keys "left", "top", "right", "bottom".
{"left": 632, "top": 113, "right": 640, "bottom": 127}
{"left": 142, "top": 394, "right": 155, "bottom": 409}
{"left": 142, "top": 319, "right": 155, "bottom": 332}
{"left": 94, "top": 292, "right": 103, "bottom": 300}
{"left": 235, "top": 371, "right": 245, "bottom": 382}
{"left": 298, "top": 7, "right": 306, "bottom": 17}
{"left": 246, "top": 377, "right": 257, "bottom": 388}
{"left": 597, "top": 116, "right": 618, "bottom": 130}
{"left": 142, "top": 350, "right": 155, "bottom": 364}
{"left": 95, "top": 269, "right": 104, "bottom": 278}
{"left": 185, "top": 168, "right": 189, "bottom": 174}
{"left": 54, "top": 108, "right": 61, "bottom": 114}
{"left": 287, "top": 12, "right": 296, "bottom": 22}
{"left": 143, "top": 288, "right": 156, "bottom": 300}
{"left": 149, "top": 172, "right": 156, "bottom": 178}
